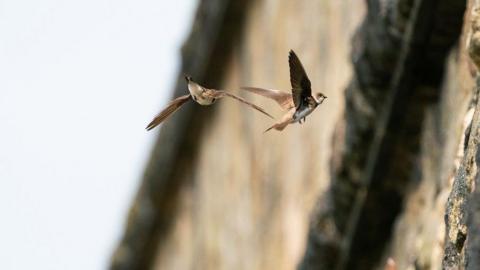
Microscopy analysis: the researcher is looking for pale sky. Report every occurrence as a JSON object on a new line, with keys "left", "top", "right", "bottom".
{"left": 0, "top": 0, "right": 197, "bottom": 269}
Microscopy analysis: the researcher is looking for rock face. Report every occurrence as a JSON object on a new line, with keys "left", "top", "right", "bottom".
{"left": 387, "top": 23, "right": 473, "bottom": 270}
{"left": 111, "top": 0, "right": 480, "bottom": 270}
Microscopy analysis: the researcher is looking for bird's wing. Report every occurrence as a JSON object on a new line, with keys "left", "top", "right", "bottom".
{"left": 241, "top": 87, "right": 294, "bottom": 111}
{"left": 288, "top": 50, "right": 312, "bottom": 108}
{"left": 145, "top": 94, "right": 191, "bottom": 130}
{"left": 207, "top": 89, "right": 274, "bottom": 119}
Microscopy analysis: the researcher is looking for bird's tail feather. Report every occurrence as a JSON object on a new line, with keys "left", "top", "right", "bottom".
{"left": 264, "top": 122, "right": 288, "bottom": 133}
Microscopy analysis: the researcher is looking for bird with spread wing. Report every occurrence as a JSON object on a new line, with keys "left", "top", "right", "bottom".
{"left": 146, "top": 76, "right": 274, "bottom": 130}
{"left": 242, "top": 50, "right": 327, "bottom": 132}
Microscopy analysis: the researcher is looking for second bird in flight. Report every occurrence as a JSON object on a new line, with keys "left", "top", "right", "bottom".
{"left": 146, "top": 76, "right": 273, "bottom": 131}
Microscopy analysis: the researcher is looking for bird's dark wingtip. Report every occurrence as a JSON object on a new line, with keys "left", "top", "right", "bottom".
{"left": 145, "top": 121, "right": 157, "bottom": 131}
{"left": 264, "top": 126, "right": 274, "bottom": 133}
{"left": 254, "top": 106, "right": 274, "bottom": 119}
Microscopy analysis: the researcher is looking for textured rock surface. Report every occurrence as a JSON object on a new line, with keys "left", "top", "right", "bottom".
{"left": 300, "top": 0, "right": 467, "bottom": 268}
{"left": 388, "top": 2, "right": 477, "bottom": 269}
{"left": 387, "top": 45, "right": 474, "bottom": 270}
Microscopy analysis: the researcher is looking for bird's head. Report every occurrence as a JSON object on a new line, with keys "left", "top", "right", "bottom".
{"left": 184, "top": 74, "right": 193, "bottom": 82}
{"left": 314, "top": 92, "right": 327, "bottom": 104}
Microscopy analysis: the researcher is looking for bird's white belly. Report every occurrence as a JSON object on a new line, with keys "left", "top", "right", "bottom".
{"left": 192, "top": 94, "right": 215, "bottom": 106}
{"left": 188, "top": 83, "right": 214, "bottom": 106}
{"left": 293, "top": 107, "right": 314, "bottom": 122}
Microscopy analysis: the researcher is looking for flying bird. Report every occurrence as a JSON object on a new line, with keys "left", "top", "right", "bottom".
{"left": 242, "top": 50, "right": 327, "bottom": 132}
{"left": 146, "top": 76, "right": 274, "bottom": 130}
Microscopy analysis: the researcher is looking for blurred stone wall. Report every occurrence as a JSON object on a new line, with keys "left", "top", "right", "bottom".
{"left": 113, "top": 0, "right": 479, "bottom": 269}
{"left": 384, "top": 1, "right": 480, "bottom": 268}
{"left": 386, "top": 28, "right": 474, "bottom": 270}
{"left": 383, "top": 1, "right": 475, "bottom": 268}
{"left": 152, "top": 1, "right": 364, "bottom": 269}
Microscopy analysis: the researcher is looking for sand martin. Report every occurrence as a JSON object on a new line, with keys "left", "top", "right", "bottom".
{"left": 146, "top": 76, "right": 273, "bottom": 130}
{"left": 242, "top": 50, "right": 326, "bottom": 132}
